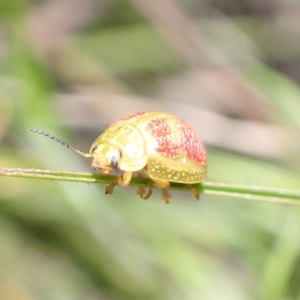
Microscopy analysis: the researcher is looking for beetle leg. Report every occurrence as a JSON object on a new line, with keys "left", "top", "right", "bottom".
{"left": 140, "top": 167, "right": 152, "bottom": 199}
{"left": 142, "top": 185, "right": 153, "bottom": 200}
{"left": 162, "top": 189, "right": 171, "bottom": 203}
{"left": 118, "top": 171, "right": 133, "bottom": 186}
{"left": 105, "top": 176, "right": 119, "bottom": 194}
{"left": 186, "top": 184, "right": 200, "bottom": 200}
{"left": 141, "top": 167, "right": 171, "bottom": 202}
{"left": 136, "top": 172, "right": 146, "bottom": 198}
{"left": 143, "top": 179, "right": 171, "bottom": 203}
{"left": 105, "top": 172, "right": 133, "bottom": 195}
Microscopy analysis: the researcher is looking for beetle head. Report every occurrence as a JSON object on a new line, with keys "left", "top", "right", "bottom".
{"left": 90, "top": 143, "right": 121, "bottom": 173}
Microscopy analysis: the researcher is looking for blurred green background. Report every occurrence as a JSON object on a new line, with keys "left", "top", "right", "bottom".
{"left": 1, "top": 0, "right": 300, "bottom": 299}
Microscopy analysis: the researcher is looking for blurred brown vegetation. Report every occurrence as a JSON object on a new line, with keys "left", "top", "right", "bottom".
{"left": 1, "top": 0, "right": 300, "bottom": 299}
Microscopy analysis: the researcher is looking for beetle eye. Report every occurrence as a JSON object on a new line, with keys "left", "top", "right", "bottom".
{"left": 111, "top": 151, "right": 122, "bottom": 168}
{"left": 111, "top": 155, "right": 118, "bottom": 167}
{"left": 91, "top": 146, "right": 98, "bottom": 153}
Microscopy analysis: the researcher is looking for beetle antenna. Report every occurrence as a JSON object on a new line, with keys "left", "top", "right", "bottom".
{"left": 29, "top": 129, "right": 93, "bottom": 158}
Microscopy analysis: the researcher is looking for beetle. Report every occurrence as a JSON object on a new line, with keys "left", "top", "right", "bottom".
{"left": 30, "top": 111, "right": 207, "bottom": 202}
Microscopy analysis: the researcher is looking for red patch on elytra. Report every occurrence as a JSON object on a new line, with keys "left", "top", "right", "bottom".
{"left": 120, "top": 111, "right": 149, "bottom": 121}
{"left": 147, "top": 117, "right": 206, "bottom": 164}
{"left": 147, "top": 118, "right": 180, "bottom": 157}
{"left": 178, "top": 119, "right": 206, "bottom": 163}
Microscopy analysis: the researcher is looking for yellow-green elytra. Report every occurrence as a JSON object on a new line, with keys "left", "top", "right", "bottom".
{"left": 30, "top": 111, "right": 207, "bottom": 202}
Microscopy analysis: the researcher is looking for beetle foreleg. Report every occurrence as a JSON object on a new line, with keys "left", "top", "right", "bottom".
{"left": 118, "top": 171, "right": 133, "bottom": 186}
{"left": 104, "top": 172, "right": 133, "bottom": 195}
{"left": 104, "top": 176, "right": 119, "bottom": 194}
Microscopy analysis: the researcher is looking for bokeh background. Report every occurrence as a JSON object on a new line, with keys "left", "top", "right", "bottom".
{"left": 1, "top": 0, "right": 300, "bottom": 299}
